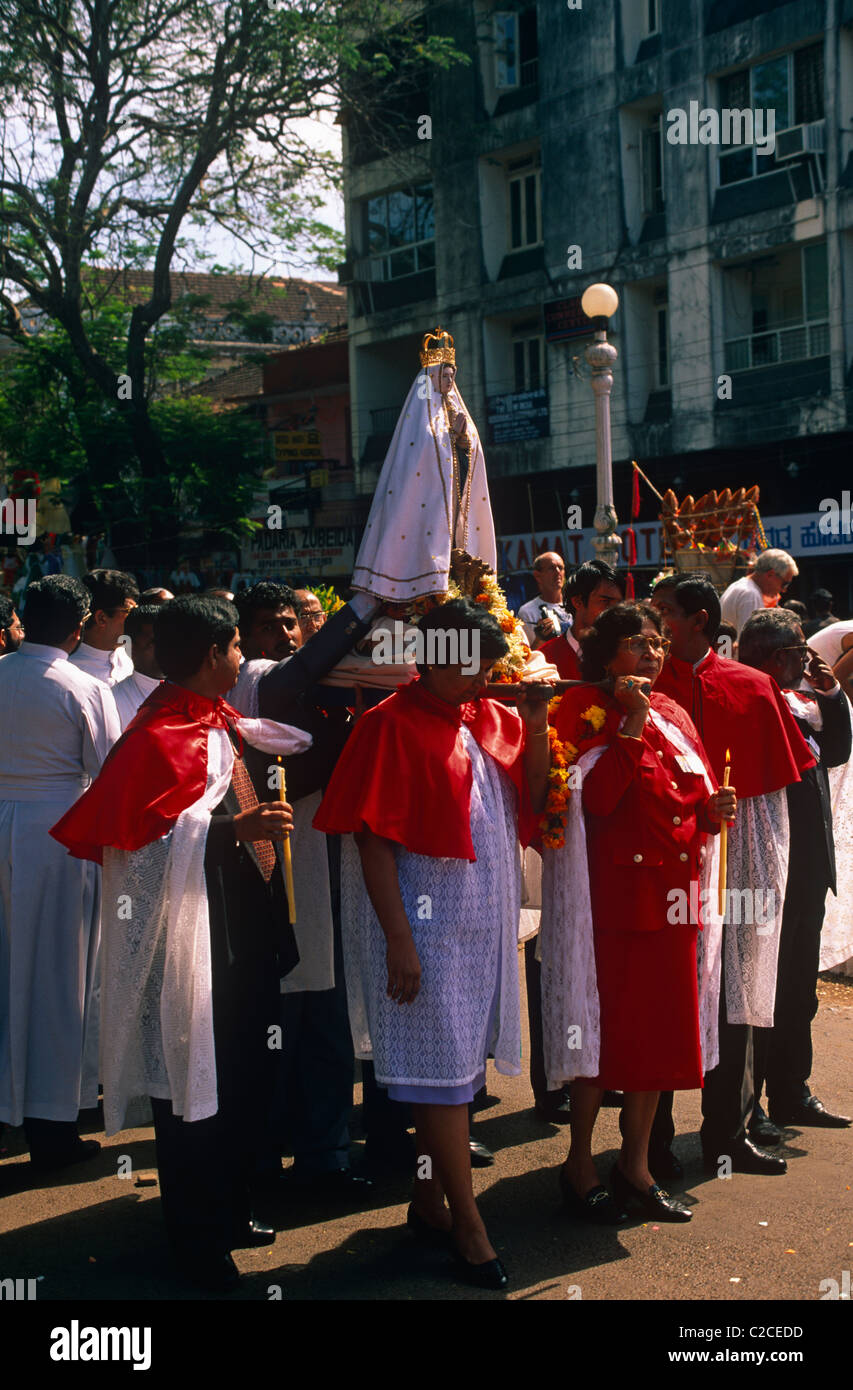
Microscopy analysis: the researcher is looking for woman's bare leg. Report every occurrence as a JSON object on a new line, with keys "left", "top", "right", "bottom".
{"left": 618, "top": 1090, "right": 660, "bottom": 1190}
{"left": 563, "top": 1082, "right": 604, "bottom": 1194}
{"left": 412, "top": 1102, "right": 496, "bottom": 1263}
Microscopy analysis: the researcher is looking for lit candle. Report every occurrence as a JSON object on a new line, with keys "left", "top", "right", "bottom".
{"left": 277, "top": 755, "right": 296, "bottom": 925}
{"left": 718, "top": 748, "right": 731, "bottom": 918}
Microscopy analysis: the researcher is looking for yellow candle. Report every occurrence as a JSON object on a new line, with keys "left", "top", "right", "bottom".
{"left": 277, "top": 756, "right": 296, "bottom": 925}
{"left": 718, "top": 748, "right": 731, "bottom": 918}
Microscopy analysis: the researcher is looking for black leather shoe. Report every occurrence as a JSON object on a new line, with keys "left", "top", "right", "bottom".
{"left": 702, "top": 1137, "right": 787, "bottom": 1175}
{"left": 610, "top": 1164, "right": 692, "bottom": 1222}
{"left": 601, "top": 1089, "right": 623, "bottom": 1107}
{"left": 177, "top": 1251, "right": 241, "bottom": 1293}
{"left": 534, "top": 1090, "right": 572, "bottom": 1125}
{"left": 452, "top": 1249, "right": 509, "bottom": 1290}
{"left": 231, "top": 1219, "right": 276, "bottom": 1248}
{"left": 30, "top": 1138, "right": 100, "bottom": 1173}
{"left": 558, "top": 1167, "right": 628, "bottom": 1225}
{"left": 286, "top": 1168, "right": 375, "bottom": 1199}
{"left": 469, "top": 1136, "right": 495, "bottom": 1167}
{"left": 649, "top": 1147, "right": 684, "bottom": 1183}
{"left": 406, "top": 1203, "right": 453, "bottom": 1247}
{"left": 749, "top": 1115, "right": 783, "bottom": 1146}
{"left": 770, "top": 1096, "right": 851, "bottom": 1129}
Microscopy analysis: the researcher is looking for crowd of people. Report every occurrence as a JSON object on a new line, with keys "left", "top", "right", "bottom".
{"left": 0, "top": 541, "right": 851, "bottom": 1296}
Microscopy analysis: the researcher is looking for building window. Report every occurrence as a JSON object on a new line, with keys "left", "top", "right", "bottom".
{"left": 512, "top": 332, "right": 544, "bottom": 392}
{"left": 647, "top": 0, "right": 660, "bottom": 35}
{"left": 642, "top": 114, "right": 665, "bottom": 215}
{"left": 723, "top": 242, "right": 829, "bottom": 371}
{"left": 364, "top": 184, "right": 435, "bottom": 280}
{"left": 507, "top": 159, "right": 542, "bottom": 250}
{"left": 717, "top": 43, "right": 824, "bottom": 187}
{"left": 656, "top": 305, "right": 669, "bottom": 387}
{"left": 494, "top": 7, "right": 538, "bottom": 90}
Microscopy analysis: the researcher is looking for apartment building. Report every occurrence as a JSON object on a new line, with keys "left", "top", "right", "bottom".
{"left": 338, "top": 0, "right": 853, "bottom": 598}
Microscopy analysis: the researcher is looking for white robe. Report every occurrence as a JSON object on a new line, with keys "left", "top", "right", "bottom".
{"left": 0, "top": 643, "right": 120, "bottom": 1124}
{"left": 341, "top": 728, "right": 522, "bottom": 1087}
{"left": 69, "top": 640, "right": 134, "bottom": 687}
{"left": 113, "top": 671, "right": 161, "bottom": 731}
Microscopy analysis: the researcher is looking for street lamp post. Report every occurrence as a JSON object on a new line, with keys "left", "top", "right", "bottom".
{"left": 581, "top": 283, "right": 621, "bottom": 572}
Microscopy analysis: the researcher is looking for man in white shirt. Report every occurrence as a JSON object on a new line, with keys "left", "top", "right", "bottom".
{"left": 0, "top": 576, "right": 121, "bottom": 1169}
{"left": 720, "top": 549, "right": 798, "bottom": 637}
{"left": 0, "top": 596, "right": 24, "bottom": 656}
{"left": 113, "top": 604, "right": 163, "bottom": 730}
{"left": 69, "top": 568, "right": 139, "bottom": 687}
{"left": 517, "top": 552, "right": 570, "bottom": 649}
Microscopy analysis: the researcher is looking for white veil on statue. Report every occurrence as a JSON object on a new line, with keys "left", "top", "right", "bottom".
{"left": 351, "top": 328, "right": 497, "bottom": 601}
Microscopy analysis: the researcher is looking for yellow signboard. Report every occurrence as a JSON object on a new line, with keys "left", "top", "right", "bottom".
{"left": 274, "top": 429, "right": 322, "bottom": 463}
{"left": 309, "top": 468, "right": 330, "bottom": 489}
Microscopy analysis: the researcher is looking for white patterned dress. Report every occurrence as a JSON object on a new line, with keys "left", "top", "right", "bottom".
{"left": 341, "top": 726, "right": 522, "bottom": 1098}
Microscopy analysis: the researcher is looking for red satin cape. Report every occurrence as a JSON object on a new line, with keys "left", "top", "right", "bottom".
{"left": 654, "top": 649, "right": 814, "bottom": 796}
{"left": 50, "top": 682, "right": 243, "bottom": 864}
{"left": 313, "top": 677, "right": 533, "bottom": 859}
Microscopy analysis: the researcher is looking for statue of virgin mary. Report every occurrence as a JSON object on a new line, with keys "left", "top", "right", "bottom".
{"left": 351, "top": 328, "right": 497, "bottom": 601}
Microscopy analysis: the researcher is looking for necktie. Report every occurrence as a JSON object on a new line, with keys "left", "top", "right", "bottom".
{"left": 228, "top": 746, "right": 277, "bottom": 884}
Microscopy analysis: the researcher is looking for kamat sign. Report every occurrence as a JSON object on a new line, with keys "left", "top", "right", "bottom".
{"left": 243, "top": 524, "right": 357, "bottom": 578}
{"left": 497, "top": 511, "right": 853, "bottom": 573}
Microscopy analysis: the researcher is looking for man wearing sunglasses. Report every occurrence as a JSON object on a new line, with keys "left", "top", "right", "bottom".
{"left": 739, "top": 609, "right": 851, "bottom": 1131}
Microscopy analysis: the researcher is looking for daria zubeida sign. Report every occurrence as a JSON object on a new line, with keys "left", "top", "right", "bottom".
{"left": 242, "top": 524, "right": 358, "bottom": 579}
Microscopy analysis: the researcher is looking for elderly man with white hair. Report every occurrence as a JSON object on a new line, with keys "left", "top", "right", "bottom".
{"left": 720, "top": 549, "right": 799, "bottom": 637}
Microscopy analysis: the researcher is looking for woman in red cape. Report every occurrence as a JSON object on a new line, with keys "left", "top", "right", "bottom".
{"left": 314, "top": 599, "right": 549, "bottom": 1290}
{"left": 543, "top": 603, "right": 736, "bottom": 1227}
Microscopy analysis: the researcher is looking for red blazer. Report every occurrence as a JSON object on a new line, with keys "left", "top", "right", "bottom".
{"left": 582, "top": 699, "right": 717, "bottom": 933}
{"left": 541, "top": 633, "right": 581, "bottom": 680}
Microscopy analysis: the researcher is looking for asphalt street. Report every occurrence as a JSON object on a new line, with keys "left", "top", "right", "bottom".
{"left": 1, "top": 965, "right": 851, "bottom": 1306}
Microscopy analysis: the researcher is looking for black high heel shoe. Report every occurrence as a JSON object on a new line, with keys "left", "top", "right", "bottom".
{"left": 610, "top": 1163, "right": 692, "bottom": 1222}
{"left": 558, "top": 1166, "right": 628, "bottom": 1225}
{"left": 406, "top": 1203, "right": 453, "bottom": 1248}
{"left": 451, "top": 1247, "right": 509, "bottom": 1290}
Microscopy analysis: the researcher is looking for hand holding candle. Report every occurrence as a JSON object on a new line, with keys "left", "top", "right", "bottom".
{"left": 277, "top": 755, "right": 296, "bottom": 925}
{"left": 717, "top": 748, "right": 732, "bottom": 917}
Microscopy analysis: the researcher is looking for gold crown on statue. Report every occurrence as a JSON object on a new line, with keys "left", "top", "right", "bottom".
{"left": 419, "top": 326, "right": 456, "bottom": 368}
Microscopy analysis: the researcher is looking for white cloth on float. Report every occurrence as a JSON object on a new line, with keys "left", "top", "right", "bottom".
{"left": 539, "top": 707, "right": 723, "bottom": 1090}
{"left": 100, "top": 717, "right": 311, "bottom": 1135}
{"left": 229, "top": 657, "right": 334, "bottom": 993}
{"left": 351, "top": 363, "right": 496, "bottom": 601}
{"left": 0, "top": 643, "right": 120, "bottom": 1125}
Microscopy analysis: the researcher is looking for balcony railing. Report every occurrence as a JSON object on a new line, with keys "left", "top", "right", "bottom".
{"left": 370, "top": 406, "right": 401, "bottom": 433}
{"left": 724, "top": 320, "right": 829, "bottom": 372}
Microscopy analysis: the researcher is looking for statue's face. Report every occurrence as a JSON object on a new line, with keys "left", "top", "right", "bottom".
{"left": 438, "top": 364, "right": 456, "bottom": 394}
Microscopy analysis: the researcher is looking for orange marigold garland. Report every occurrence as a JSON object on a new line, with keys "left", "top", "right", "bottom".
{"left": 538, "top": 698, "right": 611, "bottom": 849}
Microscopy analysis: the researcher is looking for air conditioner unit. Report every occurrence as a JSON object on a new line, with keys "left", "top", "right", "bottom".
{"left": 774, "top": 121, "right": 825, "bottom": 160}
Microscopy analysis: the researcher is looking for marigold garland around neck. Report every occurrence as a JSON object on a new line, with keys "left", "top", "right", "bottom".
{"left": 402, "top": 549, "right": 531, "bottom": 682}
{"left": 538, "top": 692, "right": 620, "bottom": 848}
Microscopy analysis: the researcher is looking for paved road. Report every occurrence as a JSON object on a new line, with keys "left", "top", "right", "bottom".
{"left": 1, "top": 970, "right": 851, "bottom": 1305}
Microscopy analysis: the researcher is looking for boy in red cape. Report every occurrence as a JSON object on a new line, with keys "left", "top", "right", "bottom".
{"left": 51, "top": 595, "right": 309, "bottom": 1293}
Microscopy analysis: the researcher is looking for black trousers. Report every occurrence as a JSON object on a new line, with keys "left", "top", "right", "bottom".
{"left": 700, "top": 975, "right": 754, "bottom": 1155}
{"left": 276, "top": 897, "right": 355, "bottom": 1173}
{"left": 524, "top": 937, "right": 548, "bottom": 1103}
{"left": 753, "top": 880, "right": 826, "bottom": 1114}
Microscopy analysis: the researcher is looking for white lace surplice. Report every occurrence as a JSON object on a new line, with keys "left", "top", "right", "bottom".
{"left": 820, "top": 758, "right": 853, "bottom": 975}
{"left": 722, "top": 790, "right": 788, "bottom": 1028}
{"left": 341, "top": 727, "right": 522, "bottom": 1087}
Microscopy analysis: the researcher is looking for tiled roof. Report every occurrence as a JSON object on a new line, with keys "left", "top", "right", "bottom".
{"left": 187, "top": 359, "right": 267, "bottom": 402}
{"left": 76, "top": 267, "right": 347, "bottom": 324}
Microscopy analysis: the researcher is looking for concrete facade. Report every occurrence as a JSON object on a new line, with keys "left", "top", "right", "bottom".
{"left": 338, "top": 0, "right": 853, "bottom": 601}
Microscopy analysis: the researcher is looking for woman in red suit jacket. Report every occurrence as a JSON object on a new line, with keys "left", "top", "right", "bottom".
{"left": 558, "top": 602, "right": 736, "bottom": 1223}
